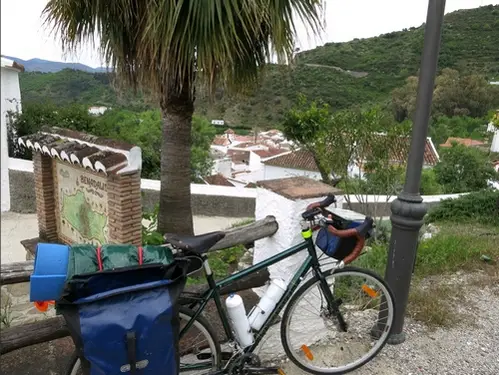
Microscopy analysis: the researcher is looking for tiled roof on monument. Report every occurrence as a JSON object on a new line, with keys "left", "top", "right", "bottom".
{"left": 18, "top": 126, "right": 142, "bottom": 175}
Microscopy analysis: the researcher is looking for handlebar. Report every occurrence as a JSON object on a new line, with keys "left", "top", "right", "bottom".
{"left": 301, "top": 194, "right": 336, "bottom": 220}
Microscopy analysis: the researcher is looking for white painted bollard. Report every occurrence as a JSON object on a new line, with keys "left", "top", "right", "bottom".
{"left": 253, "top": 177, "right": 343, "bottom": 288}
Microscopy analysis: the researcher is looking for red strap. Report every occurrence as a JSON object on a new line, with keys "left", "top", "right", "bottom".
{"left": 96, "top": 246, "right": 103, "bottom": 271}
{"left": 138, "top": 247, "right": 143, "bottom": 265}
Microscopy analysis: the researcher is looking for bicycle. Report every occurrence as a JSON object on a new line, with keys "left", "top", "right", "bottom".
{"left": 67, "top": 194, "right": 395, "bottom": 375}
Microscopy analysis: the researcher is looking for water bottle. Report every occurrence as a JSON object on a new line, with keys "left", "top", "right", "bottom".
{"left": 247, "top": 278, "right": 287, "bottom": 331}
{"left": 225, "top": 294, "right": 254, "bottom": 348}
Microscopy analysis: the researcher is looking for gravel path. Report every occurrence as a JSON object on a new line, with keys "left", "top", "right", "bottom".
{"left": 272, "top": 276, "right": 499, "bottom": 375}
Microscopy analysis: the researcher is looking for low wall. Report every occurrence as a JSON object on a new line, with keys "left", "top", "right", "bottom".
{"left": 345, "top": 193, "right": 469, "bottom": 217}
{"left": 8, "top": 158, "right": 256, "bottom": 218}
{"left": 8, "top": 158, "right": 468, "bottom": 219}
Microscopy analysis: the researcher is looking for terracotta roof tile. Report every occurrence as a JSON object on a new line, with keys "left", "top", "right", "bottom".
{"left": 253, "top": 148, "right": 288, "bottom": 159}
{"left": 440, "top": 137, "right": 485, "bottom": 148}
{"left": 263, "top": 150, "right": 318, "bottom": 171}
{"left": 203, "top": 174, "right": 234, "bottom": 187}
{"left": 212, "top": 135, "right": 230, "bottom": 146}
{"left": 18, "top": 128, "right": 141, "bottom": 175}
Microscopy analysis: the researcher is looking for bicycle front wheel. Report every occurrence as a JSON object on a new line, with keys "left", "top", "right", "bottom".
{"left": 66, "top": 306, "right": 221, "bottom": 375}
{"left": 281, "top": 267, "right": 395, "bottom": 375}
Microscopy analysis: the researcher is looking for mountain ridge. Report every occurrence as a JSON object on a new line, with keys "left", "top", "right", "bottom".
{"left": 12, "top": 5, "right": 499, "bottom": 128}
{"left": 1, "top": 55, "right": 106, "bottom": 73}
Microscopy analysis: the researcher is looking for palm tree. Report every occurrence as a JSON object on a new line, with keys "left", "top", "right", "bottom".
{"left": 43, "top": 0, "right": 323, "bottom": 235}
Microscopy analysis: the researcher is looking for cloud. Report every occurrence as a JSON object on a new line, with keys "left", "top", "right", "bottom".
{"left": 1, "top": 0, "right": 496, "bottom": 68}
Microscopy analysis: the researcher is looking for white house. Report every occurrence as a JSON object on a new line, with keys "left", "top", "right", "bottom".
{"left": 88, "top": 106, "right": 109, "bottom": 116}
{"left": 1, "top": 57, "right": 24, "bottom": 212}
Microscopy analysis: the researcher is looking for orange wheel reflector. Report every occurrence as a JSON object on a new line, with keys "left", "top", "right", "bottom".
{"left": 300, "top": 344, "right": 314, "bottom": 360}
{"left": 362, "top": 284, "right": 378, "bottom": 298}
{"left": 34, "top": 301, "right": 55, "bottom": 312}
{"left": 277, "top": 369, "right": 287, "bottom": 375}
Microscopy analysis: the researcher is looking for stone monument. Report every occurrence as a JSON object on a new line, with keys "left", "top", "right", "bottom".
{"left": 18, "top": 126, "right": 143, "bottom": 259}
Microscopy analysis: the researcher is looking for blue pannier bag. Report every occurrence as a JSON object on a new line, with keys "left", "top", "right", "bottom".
{"left": 58, "top": 261, "right": 189, "bottom": 375}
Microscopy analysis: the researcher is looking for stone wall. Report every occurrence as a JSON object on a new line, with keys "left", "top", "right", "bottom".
{"left": 10, "top": 162, "right": 256, "bottom": 218}
{"left": 1, "top": 283, "right": 55, "bottom": 328}
{"left": 9, "top": 169, "right": 36, "bottom": 213}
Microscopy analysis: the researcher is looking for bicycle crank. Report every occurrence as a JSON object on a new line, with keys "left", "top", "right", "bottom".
{"left": 227, "top": 353, "right": 283, "bottom": 375}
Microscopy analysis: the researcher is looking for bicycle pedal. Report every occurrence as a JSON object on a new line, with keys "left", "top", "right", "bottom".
{"left": 196, "top": 351, "right": 234, "bottom": 361}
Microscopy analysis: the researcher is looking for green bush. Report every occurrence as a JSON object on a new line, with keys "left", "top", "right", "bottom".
{"left": 419, "top": 169, "right": 443, "bottom": 195}
{"left": 434, "top": 143, "right": 498, "bottom": 193}
{"left": 426, "top": 190, "right": 499, "bottom": 225}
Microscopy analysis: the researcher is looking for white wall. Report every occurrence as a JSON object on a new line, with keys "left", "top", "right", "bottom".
{"left": 212, "top": 157, "right": 232, "bottom": 177}
{"left": 248, "top": 151, "right": 262, "bottom": 171}
{"left": 491, "top": 131, "right": 499, "bottom": 153}
{"left": 263, "top": 165, "right": 322, "bottom": 181}
{"left": 88, "top": 106, "right": 108, "bottom": 115}
{"left": 1, "top": 65, "right": 22, "bottom": 212}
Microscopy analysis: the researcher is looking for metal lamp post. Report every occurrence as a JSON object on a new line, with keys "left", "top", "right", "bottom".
{"left": 381, "top": 0, "right": 446, "bottom": 344}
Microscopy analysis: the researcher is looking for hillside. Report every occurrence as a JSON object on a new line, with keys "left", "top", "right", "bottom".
{"left": 1, "top": 55, "right": 105, "bottom": 73}
{"left": 16, "top": 5, "right": 499, "bottom": 128}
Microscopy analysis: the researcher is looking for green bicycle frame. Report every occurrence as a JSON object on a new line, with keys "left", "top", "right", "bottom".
{"left": 179, "top": 234, "right": 337, "bottom": 370}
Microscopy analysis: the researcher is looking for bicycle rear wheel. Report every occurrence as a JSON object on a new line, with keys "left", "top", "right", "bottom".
{"left": 66, "top": 306, "right": 221, "bottom": 375}
{"left": 281, "top": 267, "right": 395, "bottom": 375}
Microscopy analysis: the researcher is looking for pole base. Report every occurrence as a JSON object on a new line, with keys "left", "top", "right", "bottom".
{"left": 370, "top": 326, "right": 406, "bottom": 345}
{"left": 386, "top": 331, "right": 406, "bottom": 345}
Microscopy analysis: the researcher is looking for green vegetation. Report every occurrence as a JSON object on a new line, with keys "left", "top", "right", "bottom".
{"left": 426, "top": 190, "right": 499, "bottom": 226}
{"left": 17, "top": 6, "right": 499, "bottom": 129}
{"left": 391, "top": 68, "right": 498, "bottom": 122}
{"left": 434, "top": 144, "right": 498, "bottom": 193}
{"left": 429, "top": 115, "right": 489, "bottom": 146}
{"left": 358, "top": 221, "right": 499, "bottom": 327}
{"left": 355, "top": 190, "right": 499, "bottom": 327}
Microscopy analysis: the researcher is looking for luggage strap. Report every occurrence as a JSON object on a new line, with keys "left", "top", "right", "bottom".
{"left": 126, "top": 331, "right": 137, "bottom": 374}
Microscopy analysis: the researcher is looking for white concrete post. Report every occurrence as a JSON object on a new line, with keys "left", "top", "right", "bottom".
{"left": 253, "top": 177, "right": 343, "bottom": 288}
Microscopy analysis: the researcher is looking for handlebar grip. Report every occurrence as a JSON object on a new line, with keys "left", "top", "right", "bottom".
{"left": 320, "top": 194, "right": 336, "bottom": 207}
{"left": 305, "top": 194, "right": 336, "bottom": 211}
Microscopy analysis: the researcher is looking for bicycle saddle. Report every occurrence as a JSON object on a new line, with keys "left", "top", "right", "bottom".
{"left": 164, "top": 231, "right": 226, "bottom": 254}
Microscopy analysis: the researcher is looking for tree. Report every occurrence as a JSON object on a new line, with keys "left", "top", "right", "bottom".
{"left": 434, "top": 143, "right": 498, "bottom": 193}
{"left": 316, "top": 107, "right": 410, "bottom": 223}
{"left": 429, "top": 115, "right": 488, "bottom": 146}
{"left": 391, "top": 76, "right": 418, "bottom": 122}
{"left": 191, "top": 117, "right": 216, "bottom": 182}
{"left": 7, "top": 102, "right": 94, "bottom": 159}
{"left": 391, "top": 69, "right": 496, "bottom": 122}
{"left": 281, "top": 95, "right": 333, "bottom": 183}
{"left": 44, "top": 0, "right": 323, "bottom": 235}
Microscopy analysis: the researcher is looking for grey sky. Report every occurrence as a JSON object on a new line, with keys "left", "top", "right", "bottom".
{"left": 1, "top": 0, "right": 497, "bottom": 68}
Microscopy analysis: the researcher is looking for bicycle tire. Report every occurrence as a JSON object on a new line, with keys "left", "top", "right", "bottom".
{"left": 65, "top": 306, "right": 221, "bottom": 375}
{"left": 280, "top": 266, "right": 396, "bottom": 375}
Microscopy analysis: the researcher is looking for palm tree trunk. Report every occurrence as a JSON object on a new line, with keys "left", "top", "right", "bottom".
{"left": 158, "top": 90, "right": 195, "bottom": 236}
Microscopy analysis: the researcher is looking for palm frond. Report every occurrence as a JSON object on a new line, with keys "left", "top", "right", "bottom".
{"left": 43, "top": 0, "right": 323, "bottom": 100}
